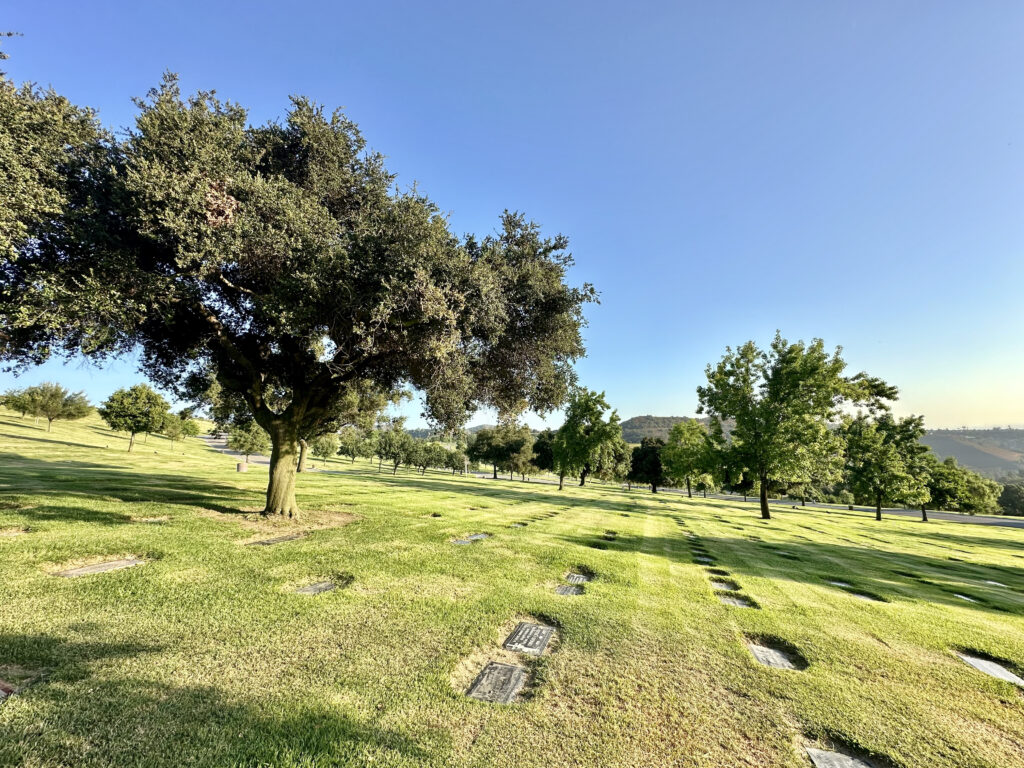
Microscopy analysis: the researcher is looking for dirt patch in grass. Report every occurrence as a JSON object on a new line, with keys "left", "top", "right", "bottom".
{"left": 449, "top": 614, "right": 559, "bottom": 697}
{"left": 201, "top": 507, "right": 356, "bottom": 532}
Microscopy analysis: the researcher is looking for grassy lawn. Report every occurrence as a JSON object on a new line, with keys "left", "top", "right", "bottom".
{"left": 1, "top": 410, "right": 1023, "bottom": 767}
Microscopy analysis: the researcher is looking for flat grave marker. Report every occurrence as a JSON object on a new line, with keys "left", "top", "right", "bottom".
{"left": 503, "top": 622, "right": 555, "bottom": 656}
{"left": 695, "top": 556, "right": 714, "bottom": 564}
{"left": 467, "top": 533, "right": 490, "bottom": 541}
{"left": 984, "top": 580, "right": 1006, "bottom": 587}
{"left": 55, "top": 558, "right": 145, "bottom": 578}
{"left": 710, "top": 579, "right": 739, "bottom": 592}
{"left": 805, "top": 747, "right": 875, "bottom": 768}
{"left": 510, "top": 523, "right": 526, "bottom": 528}
{"left": 466, "top": 661, "right": 527, "bottom": 704}
{"left": 555, "top": 584, "right": 584, "bottom": 596}
{"left": 247, "top": 533, "right": 305, "bottom": 547}
{"left": 747, "top": 641, "right": 797, "bottom": 670}
{"left": 957, "top": 653, "right": 1024, "bottom": 686}
{"left": 828, "top": 580, "right": 851, "bottom": 588}
{"left": 566, "top": 572, "right": 591, "bottom": 585}
{"left": 953, "top": 593, "right": 977, "bottom": 603}
{"left": 296, "top": 581, "right": 336, "bottom": 595}
{"left": 719, "top": 593, "right": 756, "bottom": 608}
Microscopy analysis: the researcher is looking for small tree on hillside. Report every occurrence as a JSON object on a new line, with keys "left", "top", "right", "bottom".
{"left": 999, "top": 482, "right": 1024, "bottom": 516}
{"left": 2, "top": 388, "right": 33, "bottom": 417}
{"left": 377, "top": 423, "right": 412, "bottom": 475}
{"left": 629, "top": 437, "right": 666, "bottom": 493}
{"left": 228, "top": 422, "right": 270, "bottom": 462}
{"left": 98, "top": 384, "right": 170, "bottom": 451}
{"left": 310, "top": 433, "right": 340, "bottom": 467}
{"left": 552, "top": 388, "right": 622, "bottom": 489}
{"left": 530, "top": 428, "right": 555, "bottom": 474}
{"left": 338, "top": 426, "right": 364, "bottom": 463}
{"left": 467, "top": 428, "right": 504, "bottom": 479}
{"left": 841, "top": 413, "right": 929, "bottom": 521}
{"left": 162, "top": 414, "right": 185, "bottom": 444}
{"left": 23, "top": 382, "right": 91, "bottom": 431}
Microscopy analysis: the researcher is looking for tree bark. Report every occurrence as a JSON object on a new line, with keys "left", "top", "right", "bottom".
{"left": 128, "top": 432, "right": 136, "bottom": 452}
{"left": 921, "top": 504, "right": 928, "bottom": 522}
{"left": 265, "top": 422, "right": 300, "bottom": 517}
{"left": 558, "top": 472, "right": 565, "bottom": 490}
{"left": 492, "top": 464, "right": 497, "bottom": 479}
{"left": 686, "top": 477, "right": 691, "bottom": 498}
{"left": 296, "top": 439, "right": 309, "bottom": 473}
{"left": 579, "top": 468, "right": 588, "bottom": 487}
{"left": 875, "top": 493, "right": 882, "bottom": 521}
{"left": 47, "top": 418, "right": 54, "bottom": 432}
{"left": 651, "top": 483, "right": 658, "bottom": 493}
{"left": 759, "top": 475, "right": 771, "bottom": 519}
{"left": 702, "top": 488, "right": 706, "bottom": 498}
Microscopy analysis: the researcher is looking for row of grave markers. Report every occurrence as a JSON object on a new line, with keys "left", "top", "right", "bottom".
{"left": 462, "top": 512, "right": 592, "bottom": 703}
{"left": 674, "top": 514, "right": 1024, "bottom": 767}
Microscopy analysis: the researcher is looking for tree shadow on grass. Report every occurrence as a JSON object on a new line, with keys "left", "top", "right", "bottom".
{"left": 341, "top": 471, "right": 672, "bottom": 518}
{"left": 0, "top": 633, "right": 432, "bottom": 768}
{"left": 554, "top": 531, "right": 1024, "bottom": 616}
{"left": 0, "top": 453, "right": 256, "bottom": 522}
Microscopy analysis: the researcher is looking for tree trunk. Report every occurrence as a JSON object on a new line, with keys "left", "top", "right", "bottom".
{"left": 702, "top": 488, "right": 706, "bottom": 498}
{"left": 759, "top": 475, "right": 771, "bottom": 519}
{"left": 265, "top": 423, "right": 300, "bottom": 517}
{"left": 921, "top": 504, "right": 928, "bottom": 522}
{"left": 686, "top": 478, "right": 691, "bottom": 498}
{"left": 392, "top": 463, "right": 398, "bottom": 475}
{"left": 558, "top": 472, "right": 565, "bottom": 490}
{"left": 802, "top": 495, "right": 806, "bottom": 507}
{"left": 128, "top": 432, "right": 136, "bottom": 452}
{"left": 143, "top": 432, "right": 148, "bottom": 444}
{"left": 378, "top": 456, "right": 382, "bottom": 472}
{"left": 510, "top": 469, "right": 513, "bottom": 481}
{"left": 296, "top": 439, "right": 308, "bottom": 473}
{"left": 651, "top": 483, "right": 658, "bottom": 493}
{"left": 47, "top": 418, "right": 54, "bottom": 432}
{"left": 492, "top": 464, "right": 497, "bottom": 479}
{"left": 875, "top": 493, "right": 882, "bottom": 521}
{"left": 351, "top": 454, "right": 356, "bottom": 464}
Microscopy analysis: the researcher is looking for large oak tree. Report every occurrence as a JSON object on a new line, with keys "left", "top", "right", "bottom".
{"left": 2, "top": 77, "right": 595, "bottom": 516}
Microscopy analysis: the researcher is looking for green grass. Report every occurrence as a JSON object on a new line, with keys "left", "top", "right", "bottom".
{"left": 1, "top": 410, "right": 1024, "bottom": 767}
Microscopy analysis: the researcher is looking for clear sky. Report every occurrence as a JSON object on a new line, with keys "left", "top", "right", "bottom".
{"left": 2, "top": 1, "right": 1022, "bottom": 429}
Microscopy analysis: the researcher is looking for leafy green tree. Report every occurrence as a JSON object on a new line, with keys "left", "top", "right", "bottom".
{"left": 445, "top": 447, "right": 468, "bottom": 475}
{"left": 661, "top": 420, "right": 713, "bottom": 498}
{"left": 467, "top": 428, "right": 504, "bottom": 479}
{"left": 0, "top": 75, "right": 100, "bottom": 263}
{"left": 228, "top": 422, "right": 270, "bottom": 463}
{"left": 1, "top": 388, "right": 32, "bottom": 417}
{"left": 920, "top": 454, "right": 967, "bottom": 520}
{"left": 960, "top": 472, "right": 1002, "bottom": 515}
{"left": 552, "top": 389, "right": 623, "bottom": 489}
{"left": 698, "top": 334, "right": 895, "bottom": 519}
{"left": 338, "top": 426, "right": 367, "bottom": 464}
{"left": 2, "top": 77, "right": 594, "bottom": 517}
{"left": 594, "top": 435, "right": 632, "bottom": 485}
{"left": 19, "top": 382, "right": 90, "bottom": 431}
{"left": 98, "top": 384, "right": 170, "bottom": 451}
{"left": 377, "top": 424, "right": 413, "bottom": 475}
{"left": 530, "top": 428, "right": 556, "bottom": 474}
{"left": 841, "top": 413, "right": 929, "bottom": 521}
{"left": 628, "top": 437, "right": 666, "bottom": 493}
{"left": 181, "top": 416, "right": 201, "bottom": 438}
{"left": 161, "top": 414, "right": 185, "bottom": 444}
{"left": 999, "top": 482, "right": 1024, "bottom": 516}
{"left": 787, "top": 428, "right": 844, "bottom": 506}
{"left": 310, "top": 433, "right": 340, "bottom": 466}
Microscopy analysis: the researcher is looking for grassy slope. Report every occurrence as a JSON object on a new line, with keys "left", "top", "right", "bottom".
{"left": 1, "top": 410, "right": 1023, "bottom": 768}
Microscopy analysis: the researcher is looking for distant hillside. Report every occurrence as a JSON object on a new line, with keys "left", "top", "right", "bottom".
{"left": 921, "top": 429, "right": 1024, "bottom": 478}
{"left": 620, "top": 415, "right": 696, "bottom": 443}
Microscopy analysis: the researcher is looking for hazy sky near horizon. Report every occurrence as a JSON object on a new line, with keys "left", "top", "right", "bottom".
{"left": 2, "top": 2, "right": 1022, "bottom": 429}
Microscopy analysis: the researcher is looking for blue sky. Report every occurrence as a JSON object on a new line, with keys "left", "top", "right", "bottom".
{"left": 3, "top": 1, "right": 1022, "bottom": 428}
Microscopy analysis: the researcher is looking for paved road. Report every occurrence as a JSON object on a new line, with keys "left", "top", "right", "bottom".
{"left": 198, "top": 435, "right": 269, "bottom": 466}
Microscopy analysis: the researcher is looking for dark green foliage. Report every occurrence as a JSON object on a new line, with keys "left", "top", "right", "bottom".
{"left": 999, "top": 482, "right": 1024, "bottom": 515}
{"left": 2, "top": 76, "right": 594, "bottom": 515}
{"left": 841, "top": 414, "right": 929, "bottom": 521}
{"left": 98, "top": 384, "right": 169, "bottom": 451}
{"left": 227, "top": 421, "right": 270, "bottom": 462}
{"left": 531, "top": 428, "right": 556, "bottom": 473}
{"left": 629, "top": 437, "right": 666, "bottom": 493}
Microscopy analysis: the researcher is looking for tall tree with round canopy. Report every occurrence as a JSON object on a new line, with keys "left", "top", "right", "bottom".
{"left": 1, "top": 77, "right": 595, "bottom": 516}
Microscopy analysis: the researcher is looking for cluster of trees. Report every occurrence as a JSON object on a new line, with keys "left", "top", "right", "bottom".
{"left": 97, "top": 384, "right": 199, "bottom": 451}
{"left": 2, "top": 382, "right": 91, "bottom": 431}
{"left": 618, "top": 335, "right": 1006, "bottom": 520}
